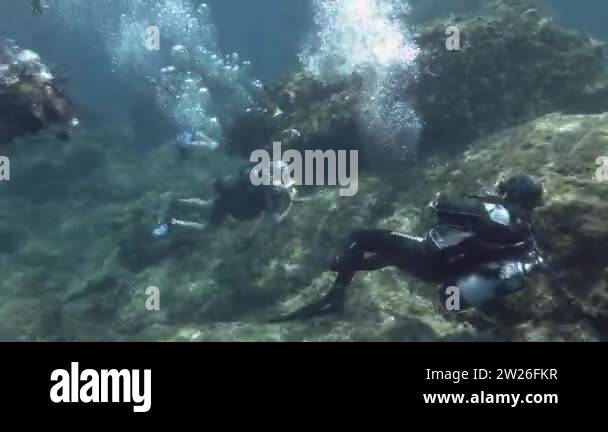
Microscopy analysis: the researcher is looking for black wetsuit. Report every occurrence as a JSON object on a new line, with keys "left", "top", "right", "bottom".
{"left": 208, "top": 162, "right": 294, "bottom": 225}
{"left": 0, "top": 80, "right": 74, "bottom": 143}
{"left": 209, "top": 163, "right": 269, "bottom": 225}
{"left": 274, "top": 192, "right": 545, "bottom": 321}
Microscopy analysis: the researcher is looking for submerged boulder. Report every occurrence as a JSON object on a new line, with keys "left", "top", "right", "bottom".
{"left": 223, "top": 72, "right": 364, "bottom": 159}
{"left": 1, "top": 110, "right": 606, "bottom": 341}
{"left": 413, "top": 4, "right": 608, "bottom": 153}
{"left": 113, "top": 112, "right": 608, "bottom": 342}
{"left": 226, "top": 1, "right": 608, "bottom": 162}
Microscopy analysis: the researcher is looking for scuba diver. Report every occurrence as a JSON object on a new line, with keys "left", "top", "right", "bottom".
{"left": 153, "top": 160, "right": 301, "bottom": 237}
{"left": 0, "top": 40, "right": 78, "bottom": 144}
{"left": 272, "top": 174, "right": 547, "bottom": 321}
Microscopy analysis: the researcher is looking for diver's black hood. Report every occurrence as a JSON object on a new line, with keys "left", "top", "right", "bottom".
{"left": 497, "top": 175, "right": 543, "bottom": 211}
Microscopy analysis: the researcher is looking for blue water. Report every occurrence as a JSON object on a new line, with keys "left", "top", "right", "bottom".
{"left": 1, "top": 0, "right": 607, "bottom": 341}
{"left": 1, "top": 0, "right": 604, "bottom": 140}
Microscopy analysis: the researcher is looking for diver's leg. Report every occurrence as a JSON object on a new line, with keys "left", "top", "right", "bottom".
{"left": 270, "top": 254, "right": 394, "bottom": 322}
{"left": 320, "top": 253, "right": 393, "bottom": 312}
{"left": 154, "top": 194, "right": 215, "bottom": 237}
{"left": 158, "top": 193, "right": 211, "bottom": 220}
{"left": 357, "top": 253, "right": 394, "bottom": 271}
{"left": 170, "top": 218, "right": 208, "bottom": 231}
{"left": 177, "top": 198, "right": 213, "bottom": 208}
{"left": 332, "top": 229, "right": 425, "bottom": 273}
{"left": 324, "top": 231, "right": 419, "bottom": 311}
{"left": 321, "top": 230, "right": 428, "bottom": 313}
{"left": 271, "top": 230, "right": 421, "bottom": 322}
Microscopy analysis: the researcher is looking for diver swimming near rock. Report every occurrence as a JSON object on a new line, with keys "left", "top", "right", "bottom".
{"left": 272, "top": 174, "right": 548, "bottom": 322}
{"left": 153, "top": 160, "right": 303, "bottom": 237}
{"left": 0, "top": 39, "right": 78, "bottom": 144}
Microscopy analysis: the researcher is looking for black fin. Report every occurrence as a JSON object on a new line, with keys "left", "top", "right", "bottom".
{"left": 267, "top": 274, "right": 351, "bottom": 323}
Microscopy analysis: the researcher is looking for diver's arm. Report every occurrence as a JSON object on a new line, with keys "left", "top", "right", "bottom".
{"left": 269, "top": 230, "right": 416, "bottom": 322}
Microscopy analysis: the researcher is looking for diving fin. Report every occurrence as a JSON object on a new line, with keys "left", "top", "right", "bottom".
{"left": 268, "top": 294, "right": 343, "bottom": 323}
{"left": 267, "top": 273, "right": 351, "bottom": 323}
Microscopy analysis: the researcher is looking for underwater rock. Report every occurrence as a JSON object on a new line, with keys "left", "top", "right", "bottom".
{"left": 1, "top": 111, "right": 607, "bottom": 341}
{"left": 411, "top": 1, "right": 608, "bottom": 153}
{"left": 228, "top": 1, "right": 608, "bottom": 161}
{"left": 224, "top": 71, "right": 364, "bottom": 160}
{"left": 156, "top": 112, "right": 608, "bottom": 342}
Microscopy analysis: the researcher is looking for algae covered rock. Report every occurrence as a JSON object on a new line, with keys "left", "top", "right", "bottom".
{"left": 224, "top": 71, "right": 365, "bottom": 163}
{"left": 2, "top": 111, "right": 607, "bottom": 341}
{"left": 205, "top": 0, "right": 608, "bottom": 175}
{"left": 413, "top": 5, "right": 608, "bottom": 153}
{"left": 224, "top": 0, "right": 608, "bottom": 162}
